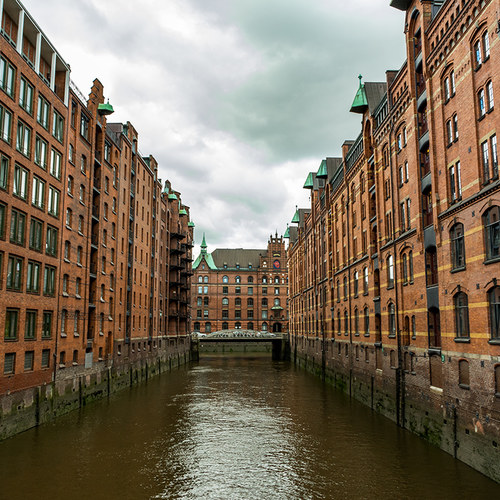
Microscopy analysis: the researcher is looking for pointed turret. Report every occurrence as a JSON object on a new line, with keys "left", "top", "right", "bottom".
{"left": 350, "top": 74, "right": 368, "bottom": 114}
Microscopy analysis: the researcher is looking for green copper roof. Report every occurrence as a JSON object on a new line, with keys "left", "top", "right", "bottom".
{"left": 350, "top": 75, "right": 368, "bottom": 114}
{"left": 168, "top": 193, "right": 177, "bottom": 201}
{"left": 291, "top": 207, "right": 300, "bottom": 224}
{"left": 284, "top": 224, "right": 290, "bottom": 238}
{"left": 188, "top": 221, "right": 195, "bottom": 228}
{"left": 303, "top": 172, "right": 314, "bottom": 189}
{"left": 98, "top": 100, "right": 114, "bottom": 115}
{"left": 162, "top": 181, "right": 169, "bottom": 195}
{"left": 179, "top": 208, "right": 187, "bottom": 216}
{"left": 192, "top": 233, "right": 217, "bottom": 270}
{"left": 317, "top": 159, "right": 327, "bottom": 179}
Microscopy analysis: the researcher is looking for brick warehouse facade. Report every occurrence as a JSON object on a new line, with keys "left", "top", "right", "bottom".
{"left": 0, "top": 0, "right": 193, "bottom": 437}
{"left": 191, "top": 234, "right": 288, "bottom": 334}
{"left": 288, "top": 0, "right": 500, "bottom": 482}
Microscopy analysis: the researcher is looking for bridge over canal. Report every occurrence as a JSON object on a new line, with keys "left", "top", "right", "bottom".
{"left": 191, "top": 330, "right": 290, "bottom": 360}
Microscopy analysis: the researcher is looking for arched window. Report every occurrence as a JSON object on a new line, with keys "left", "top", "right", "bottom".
{"left": 193, "top": 322, "right": 200, "bottom": 332}
{"left": 354, "top": 308, "right": 359, "bottom": 335}
{"left": 222, "top": 322, "right": 228, "bottom": 330}
{"left": 247, "top": 298, "right": 253, "bottom": 307}
{"left": 454, "top": 292, "right": 469, "bottom": 338}
{"left": 197, "top": 297, "right": 202, "bottom": 306}
{"left": 235, "top": 276, "right": 241, "bottom": 283}
{"left": 247, "top": 322, "right": 254, "bottom": 330}
{"left": 388, "top": 302, "right": 396, "bottom": 337}
{"left": 450, "top": 223, "right": 465, "bottom": 269}
{"left": 337, "top": 310, "right": 341, "bottom": 336}
{"left": 274, "top": 276, "right": 279, "bottom": 283}
{"left": 353, "top": 270, "right": 359, "bottom": 297}
{"left": 198, "top": 276, "right": 202, "bottom": 283}
{"left": 363, "top": 267, "right": 369, "bottom": 295}
{"left": 387, "top": 255, "right": 394, "bottom": 288}
{"left": 274, "top": 298, "right": 280, "bottom": 306}
{"left": 402, "top": 253, "right": 408, "bottom": 284}
{"left": 235, "top": 322, "right": 241, "bottom": 329}
{"left": 484, "top": 206, "right": 500, "bottom": 260}
{"left": 488, "top": 286, "right": 500, "bottom": 340}
{"left": 222, "top": 275, "right": 228, "bottom": 283}
{"left": 458, "top": 359, "right": 470, "bottom": 389}
{"left": 235, "top": 298, "right": 241, "bottom": 307}
{"left": 262, "top": 276, "right": 268, "bottom": 283}
{"left": 204, "top": 276, "right": 208, "bottom": 283}
{"left": 248, "top": 276, "right": 254, "bottom": 283}
{"left": 262, "top": 322, "right": 268, "bottom": 332}
{"left": 343, "top": 276, "right": 348, "bottom": 300}
{"left": 204, "top": 297, "right": 209, "bottom": 306}
{"left": 344, "top": 309, "right": 349, "bottom": 335}
{"left": 222, "top": 297, "right": 229, "bottom": 306}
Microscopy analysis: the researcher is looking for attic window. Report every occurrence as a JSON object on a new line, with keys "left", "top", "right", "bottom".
{"left": 236, "top": 264, "right": 240, "bottom": 269}
{"left": 223, "top": 263, "right": 227, "bottom": 269}
{"left": 249, "top": 264, "right": 252, "bottom": 269}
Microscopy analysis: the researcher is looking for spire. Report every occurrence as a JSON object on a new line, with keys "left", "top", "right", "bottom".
{"left": 350, "top": 74, "right": 368, "bottom": 114}
{"left": 201, "top": 233, "right": 207, "bottom": 251}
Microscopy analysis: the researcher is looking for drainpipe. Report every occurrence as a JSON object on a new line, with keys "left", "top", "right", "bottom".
{"left": 388, "top": 118, "right": 404, "bottom": 429}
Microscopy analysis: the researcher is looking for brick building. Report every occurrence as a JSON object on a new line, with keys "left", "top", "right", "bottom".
{"left": 191, "top": 234, "right": 288, "bottom": 334}
{"left": 288, "top": 0, "right": 500, "bottom": 481}
{"left": 0, "top": 0, "right": 193, "bottom": 398}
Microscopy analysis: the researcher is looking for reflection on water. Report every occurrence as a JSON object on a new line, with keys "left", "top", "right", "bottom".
{"left": 0, "top": 354, "right": 498, "bottom": 499}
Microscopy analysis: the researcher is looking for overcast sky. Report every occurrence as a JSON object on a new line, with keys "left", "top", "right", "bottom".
{"left": 23, "top": 0, "right": 406, "bottom": 252}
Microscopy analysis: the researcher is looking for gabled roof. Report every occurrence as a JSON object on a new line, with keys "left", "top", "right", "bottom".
{"left": 192, "top": 234, "right": 217, "bottom": 270}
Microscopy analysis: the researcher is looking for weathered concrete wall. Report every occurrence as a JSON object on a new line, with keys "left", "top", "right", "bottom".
{"left": 292, "top": 337, "right": 500, "bottom": 484}
{"left": 0, "top": 346, "right": 192, "bottom": 441}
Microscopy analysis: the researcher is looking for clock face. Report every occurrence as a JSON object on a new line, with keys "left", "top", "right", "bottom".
{"left": 273, "top": 259, "right": 280, "bottom": 269}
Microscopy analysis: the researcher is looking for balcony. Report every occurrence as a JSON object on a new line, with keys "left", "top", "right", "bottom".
{"left": 92, "top": 204, "right": 100, "bottom": 220}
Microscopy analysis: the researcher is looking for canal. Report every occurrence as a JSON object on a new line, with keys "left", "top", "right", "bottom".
{"left": 0, "top": 354, "right": 498, "bottom": 499}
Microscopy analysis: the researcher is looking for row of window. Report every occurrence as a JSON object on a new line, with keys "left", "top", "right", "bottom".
{"left": 0, "top": 55, "right": 65, "bottom": 142}
{"left": 197, "top": 285, "right": 282, "bottom": 295}
{"left": 4, "top": 309, "right": 53, "bottom": 341}
{"left": 0, "top": 157, "right": 62, "bottom": 213}
{"left": 218, "top": 275, "right": 284, "bottom": 284}
{"left": 0, "top": 254, "right": 56, "bottom": 295}
{"left": 193, "top": 322, "right": 272, "bottom": 333}
{"left": 0, "top": 203, "right": 58, "bottom": 254}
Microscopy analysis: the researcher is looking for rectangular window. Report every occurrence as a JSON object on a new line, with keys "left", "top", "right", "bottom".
{"left": 0, "top": 154, "right": 8, "bottom": 190}
{"left": 24, "top": 351, "right": 34, "bottom": 371}
{"left": 43, "top": 265, "right": 56, "bottom": 296}
{"left": 446, "top": 120, "right": 452, "bottom": 145}
{"left": 80, "top": 113, "right": 89, "bottom": 140}
{"left": 16, "top": 120, "right": 32, "bottom": 158}
{"left": 406, "top": 198, "right": 411, "bottom": 229}
{"left": 104, "top": 141, "right": 111, "bottom": 162}
{"left": 482, "top": 140, "right": 490, "bottom": 181}
{"left": 46, "top": 225, "right": 58, "bottom": 256}
{"left": 453, "top": 115, "right": 458, "bottom": 141}
{"left": 34, "top": 135, "right": 48, "bottom": 169}
{"left": 50, "top": 149, "right": 62, "bottom": 179}
{"left": 0, "top": 203, "right": 5, "bottom": 239}
{"left": 47, "top": 186, "right": 60, "bottom": 217}
{"left": 0, "top": 104, "right": 12, "bottom": 143}
{"left": 41, "top": 349, "right": 50, "bottom": 368}
{"left": 13, "top": 164, "right": 28, "bottom": 199}
{"left": 4, "top": 353, "right": 15, "bottom": 374}
{"left": 400, "top": 202, "right": 406, "bottom": 232}
{"left": 25, "top": 310, "right": 37, "bottom": 339}
{"left": 0, "top": 56, "right": 15, "bottom": 97}
{"left": 449, "top": 165, "right": 456, "bottom": 202}
{"left": 42, "top": 311, "right": 52, "bottom": 339}
{"left": 52, "top": 110, "right": 64, "bottom": 142}
{"left": 80, "top": 155, "right": 87, "bottom": 175}
{"left": 491, "top": 135, "right": 498, "bottom": 179}
{"left": 32, "top": 176, "right": 45, "bottom": 209}
{"left": 19, "top": 77, "right": 34, "bottom": 114}
{"left": 6, "top": 255, "right": 23, "bottom": 290}
{"left": 479, "top": 89, "right": 486, "bottom": 117}
{"left": 248, "top": 287, "right": 253, "bottom": 295}
{"left": 26, "top": 260, "right": 41, "bottom": 293}
{"left": 5, "top": 309, "right": 19, "bottom": 340}
{"left": 37, "top": 95, "right": 50, "bottom": 129}
{"left": 10, "top": 209, "right": 26, "bottom": 245}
